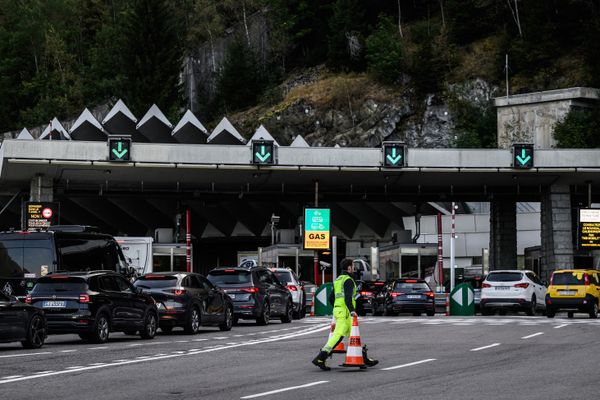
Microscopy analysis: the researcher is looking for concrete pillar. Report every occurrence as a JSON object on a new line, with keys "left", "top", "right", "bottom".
{"left": 29, "top": 175, "right": 53, "bottom": 202}
{"left": 540, "top": 184, "right": 574, "bottom": 281}
{"left": 489, "top": 199, "right": 517, "bottom": 270}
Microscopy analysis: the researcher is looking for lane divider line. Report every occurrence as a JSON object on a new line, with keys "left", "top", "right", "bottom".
{"left": 0, "top": 352, "right": 51, "bottom": 359}
{"left": 470, "top": 343, "right": 501, "bottom": 352}
{"left": 240, "top": 380, "right": 329, "bottom": 399}
{"left": 60, "top": 350, "right": 77, "bottom": 353}
{"left": 1, "top": 376, "right": 22, "bottom": 380}
{"left": 554, "top": 324, "right": 568, "bottom": 329}
{"left": 381, "top": 359, "right": 436, "bottom": 371}
{"left": 521, "top": 332, "right": 544, "bottom": 339}
{"left": 88, "top": 347, "right": 108, "bottom": 350}
{"left": 0, "top": 324, "right": 330, "bottom": 386}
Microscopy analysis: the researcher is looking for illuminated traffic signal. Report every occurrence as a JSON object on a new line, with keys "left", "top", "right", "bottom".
{"left": 382, "top": 142, "right": 406, "bottom": 168}
{"left": 252, "top": 140, "right": 275, "bottom": 165}
{"left": 512, "top": 143, "right": 534, "bottom": 169}
{"left": 108, "top": 137, "right": 131, "bottom": 162}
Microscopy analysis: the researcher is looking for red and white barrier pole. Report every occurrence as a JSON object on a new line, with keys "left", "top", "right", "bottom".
{"left": 186, "top": 208, "right": 191, "bottom": 273}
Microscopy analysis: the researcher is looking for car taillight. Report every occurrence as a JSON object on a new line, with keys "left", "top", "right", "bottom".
{"left": 391, "top": 292, "right": 404, "bottom": 297}
{"left": 287, "top": 285, "right": 298, "bottom": 291}
{"left": 584, "top": 274, "right": 590, "bottom": 285}
{"left": 172, "top": 289, "right": 186, "bottom": 296}
{"left": 425, "top": 291, "right": 435, "bottom": 298}
{"left": 514, "top": 283, "right": 529, "bottom": 289}
{"left": 241, "top": 287, "right": 259, "bottom": 294}
{"left": 25, "top": 294, "right": 32, "bottom": 304}
{"left": 79, "top": 294, "right": 91, "bottom": 303}
{"left": 360, "top": 291, "right": 373, "bottom": 296}
{"left": 482, "top": 283, "right": 491, "bottom": 288}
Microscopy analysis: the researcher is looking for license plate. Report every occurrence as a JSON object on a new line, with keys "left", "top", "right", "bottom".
{"left": 228, "top": 294, "right": 236, "bottom": 299}
{"left": 406, "top": 295, "right": 421, "bottom": 299}
{"left": 559, "top": 290, "right": 576, "bottom": 296}
{"left": 43, "top": 300, "right": 66, "bottom": 308}
{"left": 495, "top": 286, "right": 510, "bottom": 291}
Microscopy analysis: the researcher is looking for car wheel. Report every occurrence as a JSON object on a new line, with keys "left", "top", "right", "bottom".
{"left": 140, "top": 312, "right": 157, "bottom": 339}
{"left": 281, "top": 301, "right": 293, "bottom": 323}
{"left": 184, "top": 306, "right": 201, "bottom": 334}
{"left": 525, "top": 296, "right": 536, "bottom": 316}
{"left": 21, "top": 314, "right": 46, "bottom": 349}
{"left": 426, "top": 310, "right": 435, "bottom": 317}
{"left": 589, "top": 301, "right": 598, "bottom": 319}
{"left": 481, "top": 306, "right": 493, "bottom": 316}
{"left": 257, "top": 302, "right": 270, "bottom": 326}
{"left": 546, "top": 307, "right": 555, "bottom": 318}
{"left": 161, "top": 326, "right": 173, "bottom": 333}
{"left": 90, "top": 313, "right": 110, "bottom": 343}
{"left": 219, "top": 305, "right": 233, "bottom": 331}
{"left": 123, "top": 330, "right": 138, "bottom": 335}
{"left": 568, "top": 311, "right": 574, "bottom": 319}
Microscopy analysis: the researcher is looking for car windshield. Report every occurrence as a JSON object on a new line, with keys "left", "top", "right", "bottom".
{"left": 486, "top": 272, "right": 523, "bottom": 282}
{"left": 273, "top": 271, "right": 293, "bottom": 284}
{"left": 394, "top": 282, "right": 430, "bottom": 292}
{"left": 207, "top": 270, "right": 252, "bottom": 286}
{"left": 134, "top": 275, "right": 178, "bottom": 289}
{"left": 31, "top": 277, "right": 88, "bottom": 295}
{"left": 552, "top": 272, "right": 585, "bottom": 285}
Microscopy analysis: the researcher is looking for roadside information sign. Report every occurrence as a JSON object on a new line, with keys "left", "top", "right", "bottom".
{"left": 304, "top": 208, "right": 331, "bottom": 250}
{"left": 449, "top": 283, "right": 475, "bottom": 316}
{"left": 23, "top": 202, "right": 60, "bottom": 231}
{"left": 579, "top": 208, "right": 600, "bottom": 249}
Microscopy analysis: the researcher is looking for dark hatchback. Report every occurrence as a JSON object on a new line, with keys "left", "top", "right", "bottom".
{"left": 207, "top": 267, "right": 293, "bottom": 325}
{"left": 0, "top": 291, "right": 46, "bottom": 348}
{"left": 27, "top": 271, "right": 158, "bottom": 343}
{"left": 373, "top": 278, "right": 436, "bottom": 316}
{"left": 133, "top": 272, "right": 234, "bottom": 334}
{"left": 356, "top": 281, "right": 386, "bottom": 316}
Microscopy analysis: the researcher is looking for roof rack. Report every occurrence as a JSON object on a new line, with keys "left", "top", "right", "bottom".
{"left": 48, "top": 225, "right": 101, "bottom": 233}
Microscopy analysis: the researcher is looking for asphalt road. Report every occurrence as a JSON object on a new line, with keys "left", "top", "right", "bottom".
{"left": 0, "top": 314, "right": 598, "bottom": 400}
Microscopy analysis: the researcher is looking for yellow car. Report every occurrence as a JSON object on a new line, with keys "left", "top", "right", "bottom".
{"left": 546, "top": 269, "right": 600, "bottom": 319}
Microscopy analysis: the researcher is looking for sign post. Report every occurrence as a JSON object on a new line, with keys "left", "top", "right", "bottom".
{"left": 578, "top": 208, "right": 600, "bottom": 250}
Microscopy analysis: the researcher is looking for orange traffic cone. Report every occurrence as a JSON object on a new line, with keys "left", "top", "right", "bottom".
{"left": 340, "top": 315, "right": 367, "bottom": 369}
{"left": 327, "top": 317, "right": 346, "bottom": 354}
{"left": 310, "top": 297, "right": 315, "bottom": 317}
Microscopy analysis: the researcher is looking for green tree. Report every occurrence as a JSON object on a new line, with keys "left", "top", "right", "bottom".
{"left": 553, "top": 107, "right": 600, "bottom": 148}
{"left": 327, "top": 0, "right": 366, "bottom": 71}
{"left": 121, "top": 0, "right": 184, "bottom": 117}
{"left": 450, "top": 95, "right": 497, "bottom": 148}
{"left": 365, "top": 16, "right": 406, "bottom": 85}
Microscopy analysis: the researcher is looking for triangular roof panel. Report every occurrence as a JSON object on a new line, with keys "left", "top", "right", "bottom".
{"left": 172, "top": 110, "right": 208, "bottom": 134}
{"left": 16, "top": 128, "right": 34, "bottom": 140}
{"left": 136, "top": 104, "right": 175, "bottom": 143}
{"left": 172, "top": 110, "right": 209, "bottom": 144}
{"left": 39, "top": 118, "right": 70, "bottom": 140}
{"left": 246, "top": 125, "right": 279, "bottom": 146}
{"left": 207, "top": 117, "right": 246, "bottom": 145}
{"left": 102, "top": 99, "right": 137, "bottom": 124}
{"left": 136, "top": 104, "right": 173, "bottom": 130}
{"left": 69, "top": 108, "right": 107, "bottom": 141}
{"left": 290, "top": 135, "right": 310, "bottom": 147}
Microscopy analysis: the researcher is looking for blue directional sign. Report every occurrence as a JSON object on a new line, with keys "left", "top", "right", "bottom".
{"left": 252, "top": 140, "right": 275, "bottom": 165}
{"left": 513, "top": 143, "right": 534, "bottom": 169}
{"left": 108, "top": 137, "right": 131, "bottom": 162}
{"left": 382, "top": 142, "right": 406, "bottom": 168}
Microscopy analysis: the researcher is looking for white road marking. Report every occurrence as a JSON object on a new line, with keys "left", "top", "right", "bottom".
{"left": 34, "top": 371, "right": 53, "bottom": 374}
{"left": 554, "top": 324, "right": 569, "bottom": 329}
{"left": 65, "top": 366, "right": 84, "bottom": 370}
{"left": 1, "top": 376, "right": 22, "bottom": 380}
{"left": 175, "top": 340, "right": 189, "bottom": 343}
{"left": 0, "top": 352, "right": 51, "bottom": 359}
{"left": 521, "top": 332, "right": 544, "bottom": 339}
{"left": 240, "top": 381, "right": 329, "bottom": 399}
{"left": 0, "top": 324, "right": 330, "bottom": 385}
{"left": 213, "top": 337, "right": 229, "bottom": 340}
{"left": 193, "top": 338, "right": 208, "bottom": 342}
{"left": 470, "top": 343, "right": 501, "bottom": 352}
{"left": 381, "top": 359, "right": 436, "bottom": 371}
{"left": 233, "top": 335, "right": 244, "bottom": 337}
{"left": 60, "top": 350, "right": 77, "bottom": 353}
{"left": 88, "top": 363, "right": 106, "bottom": 366}
{"left": 154, "top": 354, "right": 167, "bottom": 357}
{"left": 88, "top": 347, "right": 108, "bottom": 350}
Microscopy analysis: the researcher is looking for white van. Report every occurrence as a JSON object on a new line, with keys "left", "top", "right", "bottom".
{"left": 115, "top": 237, "right": 154, "bottom": 275}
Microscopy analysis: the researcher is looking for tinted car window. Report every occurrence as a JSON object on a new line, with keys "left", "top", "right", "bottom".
{"left": 0, "top": 239, "right": 54, "bottom": 277}
{"left": 198, "top": 276, "right": 213, "bottom": 290}
{"left": 114, "top": 276, "right": 134, "bottom": 293}
{"left": 99, "top": 275, "right": 119, "bottom": 291}
{"left": 552, "top": 272, "right": 584, "bottom": 285}
{"left": 486, "top": 272, "right": 523, "bottom": 282}
{"left": 32, "top": 277, "right": 88, "bottom": 295}
{"left": 207, "top": 270, "right": 252, "bottom": 285}
{"left": 184, "top": 276, "right": 201, "bottom": 289}
{"left": 274, "top": 271, "right": 293, "bottom": 284}
{"left": 394, "top": 282, "right": 431, "bottom": 291}
{"left": 57, "top": 238, "right": 119, "bottom": 272}
{"left": 134, "top": 276, "right": 178, "bottom": 289}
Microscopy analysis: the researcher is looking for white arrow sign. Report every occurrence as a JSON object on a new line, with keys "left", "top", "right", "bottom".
{"left": 452, "top": 289, "right": 463, "bottom": 306}
{"left": 316, "top": 288, "right": 328, "bottom": 306}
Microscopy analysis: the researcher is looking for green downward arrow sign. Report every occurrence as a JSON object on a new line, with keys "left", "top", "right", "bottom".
{"left": 111, "top": 142, "right": 128, "bottom": 159}
{"left": 386, "top": 147, "right": 402, "bottom": 165}
{"left": 255, "top": 145, "right": 271, "bottom": 162}
{"left": 515, "top": 149, "right": 531, "bottom": 166}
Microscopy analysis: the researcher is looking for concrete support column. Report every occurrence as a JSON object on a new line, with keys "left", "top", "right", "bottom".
{"left": 29, "top": 175, "right": 53, "bottom": 202}
{"left": 540, "top": 184, "right": 574, "bottom": 281}
{"left": 489, "top": 199, "right": 517, "bottom": 270}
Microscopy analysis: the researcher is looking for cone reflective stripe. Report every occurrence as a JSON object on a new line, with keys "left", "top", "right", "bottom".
{"left": 310, "top": 296, "right": 315, "bottom": 317}
{"left": 341, "top": 315, "right": 366, "bottom": 368}
{"left": 327, "top": 317, "right": 346, "bottom": 353}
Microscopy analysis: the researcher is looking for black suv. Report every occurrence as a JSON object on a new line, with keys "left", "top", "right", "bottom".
{"left": 134, "top": 272, "right": 234, "bottom": 334}
{"left": 207, "top": 267, "right": 293, "bottom": 325}
{"left": 0, "top": 291, "right": 46, "bottom": 348}
{"left": 0, "top": 225, "right": 133, "bottom": 300}
{"left": 27, "top": 271, "right": 158, "bottom": 343}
